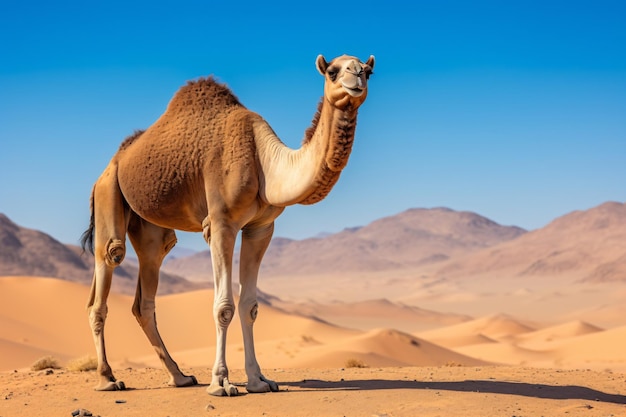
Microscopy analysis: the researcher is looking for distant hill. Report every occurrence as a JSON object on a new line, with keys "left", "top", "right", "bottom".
{"left": 0, "top": 214, "right": 202, "bottom": 295}
{"left": 164, "top": 207, "right": 526, "bottom": 280}
{"left": 4, "top": 202, "right": 624, "bottom": 296}
{"left": 0, "top": 214, "right": 88, "bottom": 280}
{"left": 435, "top": 201, "right": 626, "bottom": 282}
{"left": 263, "top": 207, "right": 526, "bottom": 275}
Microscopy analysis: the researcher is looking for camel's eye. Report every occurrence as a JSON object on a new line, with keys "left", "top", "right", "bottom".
{"left": 327, "top": 67, "right": 339, "bottom": 81}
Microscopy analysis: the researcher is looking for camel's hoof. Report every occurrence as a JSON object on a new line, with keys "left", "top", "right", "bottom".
{"left": 246, "top": 376, "right": 279, "bottom": 393}
{"left": 264, "top": 376, "right": 279, "bottom": 392}
{"left": 168, "top": 374, "right": 198, "bottom": 387}
{"left": 207, "top": 377, "right": 239, "bottom": 397}
{"left": 94, "top": 380, "right": 125, "bottom": 391}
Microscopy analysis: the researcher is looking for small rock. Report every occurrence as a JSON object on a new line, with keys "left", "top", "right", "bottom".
{"left": 206, "top": 404, "right": 216, "bottom": 411}
{"left": 115, "top": 399, "right": 126, "bottom": 404}
{"left": 71, "top": 409, "right": 93, "bottom": 417}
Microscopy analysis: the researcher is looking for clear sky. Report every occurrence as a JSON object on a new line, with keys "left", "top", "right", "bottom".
{"left": 1, "top": 1, "right": 624, "bottom": 252}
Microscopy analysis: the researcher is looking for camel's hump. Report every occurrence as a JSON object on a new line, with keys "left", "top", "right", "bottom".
{"left": 167, "top": 76, "right": 244, "bottom": 113}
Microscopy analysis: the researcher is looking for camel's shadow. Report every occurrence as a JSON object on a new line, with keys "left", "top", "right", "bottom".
{"left": 281, "top": 378, "right": 626, "bottom": 405}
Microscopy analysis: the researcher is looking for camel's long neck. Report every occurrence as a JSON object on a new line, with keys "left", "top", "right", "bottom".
{"left": 254, "top": 100, "right": 358, "bottom": 207}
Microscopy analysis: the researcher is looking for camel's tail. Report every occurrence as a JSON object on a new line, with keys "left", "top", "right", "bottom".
{"left": 80, "top": 185, "right": 96, "bottom": 255}
{"left": 81, "top": 185, "right": 97, "bottom": 308}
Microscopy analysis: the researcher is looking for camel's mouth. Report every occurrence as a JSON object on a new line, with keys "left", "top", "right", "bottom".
{"left": 341, "top": 68, "right": 367, "bottom": 97}
{"left": 342, "top": 83, "right": 365, "bottom": 97}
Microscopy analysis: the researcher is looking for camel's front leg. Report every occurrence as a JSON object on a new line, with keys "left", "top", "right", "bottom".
{"left": 239, "top": 224, "right": 279, "bottom": 393}
{"left": 207, "top": 221, "right": 239, "bottom": 397}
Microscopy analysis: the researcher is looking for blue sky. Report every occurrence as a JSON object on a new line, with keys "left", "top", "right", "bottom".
{"left": 1, "top": 1, "right": 624, "bottom": 252}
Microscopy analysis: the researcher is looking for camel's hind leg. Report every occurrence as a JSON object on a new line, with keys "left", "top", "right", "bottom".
{"left": 87, "top": 166, "right": 129, "bottom": 391}
{"left": 127, "top": 215, "right": 197, "bottom": 387}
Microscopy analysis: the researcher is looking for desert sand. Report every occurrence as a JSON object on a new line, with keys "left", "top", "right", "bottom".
{"left": 3, "top": 366, "right": 626, "bottom": 416}
{"left": 1, "top": 276, "right": 626, "bottom": 416}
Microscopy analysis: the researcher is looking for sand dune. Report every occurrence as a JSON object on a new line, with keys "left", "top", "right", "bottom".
{"left": 549, "top": 325, "right": 626, "bottom": 367}
{"left": 0, "top": 277, "right": 468, "bottom": 372}
{"left": 451, "top": 325, "right": 626, "bottom": 372}
{"left": 3, "top": 275, "right": 626, "bottom": 417}
{"left": 270, "top": 298, "right": 470, "bottom": 333}
{"left": 416, "top": 315, "right": 626, "bottom": 372}
{"left": 454, "top": 342, "right": 556, "bottom": 367}
{"left": 2, "top": 276, "right": 626, "bottom": 376}
{"left": 515, "top": 320, "right": 603, "bottom": 349}
{"left": 0, "top": 338, "right": 60, "bottom": 368}
{"left": 285, "top": 328, "right": 488, "bottom": 368}
{"left": 0, "top": 276, "right": 157, "bottom": 370}
{"left": 417, "top": 313, "right": 535, "bottom": 347}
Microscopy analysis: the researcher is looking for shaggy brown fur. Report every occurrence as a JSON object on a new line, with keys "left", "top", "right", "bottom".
{"left": 118, "top": 130, "right": 145, "bottom": 152}
{"left": 303, "top": 99, "right": 324, "bottom": 144}
{"left": 299, "top": 103, "right": 357, "bottom": 205}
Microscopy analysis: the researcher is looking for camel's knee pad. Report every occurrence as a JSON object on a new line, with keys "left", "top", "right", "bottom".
{"left": 105, "top": 238, "right": 125, "bottom": 266}
{"left": 215, "top": 302, "right": 235, "bottom": 328}
{"left": 248, "top": 302, "right": 259, "bottom": 324}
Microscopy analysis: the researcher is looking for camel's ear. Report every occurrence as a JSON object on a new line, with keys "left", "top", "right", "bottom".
{"left": 316, "top": 55, "right": 329, "bottom": 76}
{"left": 365, "top": 55, "right": 375, "bottom": 71}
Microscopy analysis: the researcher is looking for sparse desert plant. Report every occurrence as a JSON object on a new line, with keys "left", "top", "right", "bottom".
{"left": 31, "top": 356, "right": 61, "bottom": 371}
{"left": 344, "top": 358, "right": 368, "bottom": 368}
{"left": 66, "top": 355, "right": 98, "bottom": 372}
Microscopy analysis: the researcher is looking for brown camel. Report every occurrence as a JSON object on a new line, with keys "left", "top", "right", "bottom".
{"left": 81, "top": 54, "right": 375, "bottom": 396}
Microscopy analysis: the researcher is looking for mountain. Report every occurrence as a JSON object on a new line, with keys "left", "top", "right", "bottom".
{"left": 435, "top": 201, "right": 626, "bottom": 282}
{"left": 163, "top": 207, "right": 526, "bottom": 279}
{"left": 4, "top": 202, "right": 623, "bottom": 297}
{"left": 264, "top": 207, "right": 526, "bottom": 275}
{"left": 0, "top": 214, "right": 88, "bottom": 280}
{"left": 0, "top": 214, "right": 202, "bottom": 295}
{"left": 163, "top": 250, "right": 214, "bottom": 282}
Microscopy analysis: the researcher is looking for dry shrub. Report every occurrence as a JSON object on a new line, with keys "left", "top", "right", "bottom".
{"left": 66, "top": 355, "right": 98, "bottom": 372}
{"left": 345, "top": 358, "right": 368, "bottom": 368}
{"left": 31, "top": 356, "right": 61, "bottom": 371}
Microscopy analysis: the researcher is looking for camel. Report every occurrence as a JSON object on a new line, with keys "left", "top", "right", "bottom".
{"left": 80, "top": 54, "right": 375, "bottom": 396}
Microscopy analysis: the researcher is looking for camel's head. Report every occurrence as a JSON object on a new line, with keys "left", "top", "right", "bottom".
{"left": 316, "top": 54, "right": 375, "bottom": 109}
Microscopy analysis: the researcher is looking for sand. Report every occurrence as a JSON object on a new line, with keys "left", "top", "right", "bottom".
{"left": 2, "top": 366, "right": 625, "bottom": 416}
{"left": 1, "top": 276, "right": 626, "bottom": 416}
